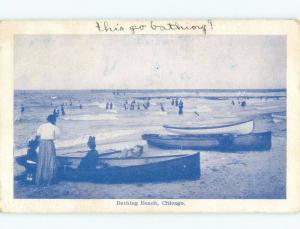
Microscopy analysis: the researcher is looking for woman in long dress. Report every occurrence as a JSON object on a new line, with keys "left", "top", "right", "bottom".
{"left": 35, "top": 114, "right": 60, "bottom": 186}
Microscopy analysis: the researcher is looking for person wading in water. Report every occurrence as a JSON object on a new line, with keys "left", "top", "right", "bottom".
{"left": 35, "top": 114, "right": 60, "bottom": 186}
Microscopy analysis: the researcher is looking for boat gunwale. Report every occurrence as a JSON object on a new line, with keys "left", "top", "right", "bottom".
{"left": 54, "top": 153, "right": 191, "bottom": 161}
{"left": 142, "top": 131, "right": 271, "bottom": 140}
{"left": 163, "top": 119, "right": 253, "bottom": 130}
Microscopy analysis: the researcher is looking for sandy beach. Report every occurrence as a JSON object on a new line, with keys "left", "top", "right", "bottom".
{"left": 14, "top": 90, "right": 286, "bottom": 199}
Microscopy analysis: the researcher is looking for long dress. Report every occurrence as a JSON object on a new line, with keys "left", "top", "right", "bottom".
{"left": 35, "top": 140, "right": 57, "bottom": 186}
{"left": 35, "top": 122, "right": 60, "bottom": 186}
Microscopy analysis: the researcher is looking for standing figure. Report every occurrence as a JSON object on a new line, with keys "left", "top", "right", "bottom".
{"left": 178, "top": 100, "right": 184, "bottom": 115}
{"left": 137, "top": 103, "right": 140, "bottom": 110}
{"left": 53, "top": 109, "right": 57, "bottom": 117}
{"left": 60, "top": 104, "right": 65, "bottom": 116}
{"left": 160, "top": 103, "right": 165, "bottom": 112}
{"left": 171, "top": 99, "right": 174, "bottom": 106}
{"left": 146, "top": 100, "right": 150, "bottom": 109}
{"left": 35, "top": 114, "right": 60, "bottom": 186}
{"left": 175, "top": 98, "right": 179, "bottom": 107}
{"left": 21, "top": 104, "right": 25, "bottom": 113}
{"left": 231, "top": 100, "right": 235, "bottom": 105}
{"left": 110, "top": 102, "right": 113, "bottom": 109}
{"left": 106, "top": 102, "right": 109, "bottom": 110}
{"left": 130, "top": 101, "right": 135, "bottom": 110}
{"left": 79, "top": 103, "right": 82, "bottom": 109}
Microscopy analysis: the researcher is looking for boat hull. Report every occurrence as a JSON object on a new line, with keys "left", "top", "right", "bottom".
{"left": 163, "top": 120, "right": 254, "bottom": 135}
{"left": 15, "top": 153, "right": 200, "bottom": 183}
{"left": 272, "top": 114, "right": 286, "bottom": 123}
{"left": 142, "top": 132, "right": 271, "bottom": 151}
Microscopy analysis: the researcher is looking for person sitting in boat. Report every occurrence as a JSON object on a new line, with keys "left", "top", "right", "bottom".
{"left": 25, "top": 136, "right": 39, "bottom": 183}
{"left": 78, "top": 136, "right": 99, "bottom": 170}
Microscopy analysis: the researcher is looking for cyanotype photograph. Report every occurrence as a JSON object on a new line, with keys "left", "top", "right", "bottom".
{"left": 13, "top": 34, "right": 287, "bottom": 199}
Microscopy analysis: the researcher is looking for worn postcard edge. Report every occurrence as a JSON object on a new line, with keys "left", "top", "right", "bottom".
{"left": 0, "top": 19, "right": 299, "bottom": 213}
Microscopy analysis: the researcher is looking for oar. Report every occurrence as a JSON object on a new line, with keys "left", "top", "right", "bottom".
{"left": 194, "top": 111, "right": 200, "bottom": 116}
{"left": 59, "top": 149, "right": 122, "bottom": 157}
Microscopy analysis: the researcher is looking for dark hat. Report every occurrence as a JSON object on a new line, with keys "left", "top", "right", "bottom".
{"left": 87, "top": 136, "right": 96, "bottom": 149}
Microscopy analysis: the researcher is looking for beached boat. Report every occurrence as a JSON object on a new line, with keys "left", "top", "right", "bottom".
{"left": 163, "top": 120, "right": 254, "bottom": 135}
{"left": 142, "top": 132, "right": 271, "bottom": 151}
{"left": 15, "top": 151, "right": 200, "bottom": 183}
{"left": 272, "top": 114, "right": 286, "bottom": 123}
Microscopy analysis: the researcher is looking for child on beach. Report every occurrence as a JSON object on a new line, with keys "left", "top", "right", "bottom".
{"left": 25, "top": 136, "right": 39, "bottom": 183}
{"left": 78, "top": 136, "right": 99, "bottom": 170}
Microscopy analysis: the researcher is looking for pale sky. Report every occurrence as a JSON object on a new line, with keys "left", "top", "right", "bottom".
{"left": 14, "top": 35, "right": 286, "bottom": 90}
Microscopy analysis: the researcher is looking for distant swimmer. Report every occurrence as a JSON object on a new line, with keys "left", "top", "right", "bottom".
{"left": 60, "top": 104, "right": 65, "bottom": 116}
{"left": 178, "top": 100, "right": 183, "bottom": 115}
{"left": 130, "top": 101, "right": 135, "bottom": 110}
{"left": 53, "top": 108, "right": 59, "bottom": 117}
{"left": 160, "top": 103, "right": 165, "bottom": 112}
{"left": 175, "top": 98, "right": 179, "bottom": 107}
{"left": 21, "top": 104, "right": 25, "bottom": 113}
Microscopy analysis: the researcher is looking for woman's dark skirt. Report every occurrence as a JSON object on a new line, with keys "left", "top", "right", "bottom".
{"left": 35, "top": 140, "right": 57, "bottom": 186}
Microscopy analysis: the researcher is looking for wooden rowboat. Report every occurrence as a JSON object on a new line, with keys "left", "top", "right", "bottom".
{"left": 163, "top": 120, "right": 254, "bottom": 135}
{"left": 15, "top": 151, "right": 200, "bottom": 183}
{"left": 142, "top": 132, "right": 271, "bottom": 151}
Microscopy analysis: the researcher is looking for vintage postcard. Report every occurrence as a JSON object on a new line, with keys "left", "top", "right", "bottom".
{"left": 0, "top": 20, "right": 299, "bottom": 213}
